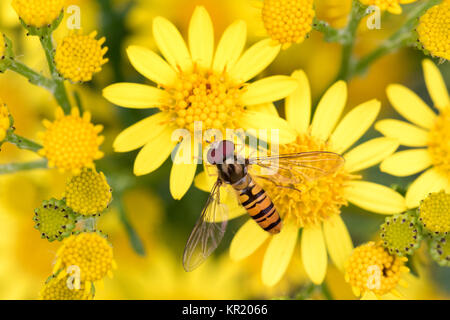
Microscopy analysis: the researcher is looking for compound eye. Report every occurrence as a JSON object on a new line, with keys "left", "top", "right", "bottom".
{"left": 207, "top": 147, "right": 218, "bottom": 164}
{"left": 219, "top": 140, "right": 235, "bottom": 160}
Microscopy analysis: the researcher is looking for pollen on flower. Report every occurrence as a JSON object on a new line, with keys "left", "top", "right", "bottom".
{"left": 33, "top": 198, "right": 76, "bottom": 242}
{"left": 261, "top": 0, "right": 315, "bottom": 48}
{"left": 65, "top": 168, "right": 112, "bottom": 216}
{"left": 428, "top": 108, "right": 450, "bottom": 177}
{"left": 55, "top": 31, "right": 108, "bottom": 83}
{"left": 416, "top": 1, "right": 450, "bottom": 61}
{"left": 54, "top": 232, "right": 115, "bottom": 283}
{"left": 165, "top": 67, "right": 244, "bottom": 133}
{"left": 259, "top": 134, "right": 352, "bottom": 228}
{"left": 12, "top": 0, "right": 65, "bottom": 28}
{"left": 38, "top": 108, "right": 104, "bottom": 173}
{"left": 0, "top": 100, "right": 10, "bottom": 142}
{"left": 418, "top": 191, "right": 450, "bottom": 234}
{"left": 430, "top": 233, "right": 450, "bottom": 267}
{"left": 345, "top": 241, "right": 409, "bottom": 297}
{"left": 380, "top": 212, "right": 421, "bottom": 256}
{"left": 40, "top": 274, "right": 93, "bottom": 300}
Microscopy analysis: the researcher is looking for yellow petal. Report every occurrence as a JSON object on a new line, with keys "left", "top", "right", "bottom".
{"left": 229, "top": 39, "right": 280, "bottom": 83}
{"left": 386, "top": 84, "right": 436, "bottom": 129}
{"left": 375, "top": 119, "right": 430, "bottom": 147}
{"left": 301, "top": 224, "right": 327, "bottom": 284}
{"left": 311, "top": 81, "right": 347, "bottom": 141}
{"left": 405, "top": 168, "right": 450, "bottom": 208}
{"left": 330, "top": 99, "right": 381, "bottom": 154}
{"left": 170, "top": 140, "right": 197, "bottom": 200}
{"left": 422, "top": 59, "right": 450, "bottom": 110}
{"left": 323, "top": 215, "right": 353, "bottom": 272}
{"left": 213, "top": 20, "right": 247, "bottom": 73}
{"left": 262, "top": 222, "right": 298, "bottom": 286}
{"left": 344, "top": 181, "right": 406, "bottom": 214}
{"left": 344, "top": 137, "right": 399, "bottom": 173}
{"left": 230, "top": 219, "right": 269, "bottom": 261}
{"left": 133, "top": 126, "right": 178, "bottom": 176}
{"left": 240, "top": 76, "right": 298, "bottom": 106}
{"left": 103, "top": 83, "right": 171, "bottom": 109}
{"left": 246, "top": 102, "right": 279, "bottom": 116}
{"left": 285, "top": 70, "right": 311, "bottom": 135}
{"left": 194, "top": 170, "right": 214, "bottom": 192}
{"left": 189, "top": 6, "right": 214, "bottom": 69}
{"left": 237, "top": 110, "right": 297, "bottom": 144}
{"left": 126, "top": 46, "right": 177, "bottom": 87}
{"left": 387, "top": 3, "right": 402, "bottom": 14}
{"left": 153, "top": 16, "right": 192, "bottom": 72}
{"left": 380, "top": 149, "right": 432, "bottom": 177}
{"left": 113, "top": 112, "right": 171, "bottom": 152}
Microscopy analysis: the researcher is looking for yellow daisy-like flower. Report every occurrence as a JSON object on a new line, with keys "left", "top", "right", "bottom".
{"left": 55, "top": 31, "right": 109, "bottom": 83}
{"left": 65, "top": 168, "right": 112, "bottom": 216}
{"left": 416, "top": 0, "right": 450, "bottom": 61}
{"left": 53, "top": 232, "right": 116, "bottom": 286}
{"left": 197, "top": 70, "right": 406, "bottom": 286}
{"left": 12, "top": 0, "right": 65, "bottom": 28}
{"left": 345, "top": 241, "right": 409, "bottom": 299}
{"left": 256, "top": 0, "right": 315, "bottom": 49}
{"left": 418, "top": 191, "right": 450, "bottom": 234}
{"left": 376, "top": 59, "right": 450, "bottom": 208}
{"left": 39, "top": 274, "right": 93, "bottom": 300}
{"left": 103, "top": 6, "right": 298, "bottom": 200}
{"left": 38, "top": 108, "right": 104, "bottom": 173}
{"left": 358, "top": 0, "right": 417, "bottom": 15}
{"left": 0, "top": 99, "right": 10, "bottom": 142}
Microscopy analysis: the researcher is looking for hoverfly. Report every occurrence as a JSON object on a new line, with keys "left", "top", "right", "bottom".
{"left": 182, "top": 140, "right": 344, "bottom": 272}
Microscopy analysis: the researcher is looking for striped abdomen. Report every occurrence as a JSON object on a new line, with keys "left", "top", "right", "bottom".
{"left": 234, "top": 176, "right": 282, "bottom": 234}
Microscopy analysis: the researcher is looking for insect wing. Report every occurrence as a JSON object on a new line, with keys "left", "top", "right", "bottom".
{"left": 249, "top": 151, "right": 345, "bottom": 185}
{"left": 182, "top": 181, "right": 228, "bottom": 272}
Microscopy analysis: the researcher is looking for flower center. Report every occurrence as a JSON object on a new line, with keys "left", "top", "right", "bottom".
{"left": 417, "top": 1, "right": 450, "bottom": 61}
{"left": 40, "top": 275, "right": 93, "bottom": 300}
{"left": 166, "top": 68, "right": 244, "bottom": 133}
{"left": 345, "top": 241, "right": 408, "bottom": 297}
{"left": 262, "top": 0, "right": 315, "bottom": 48}
{"left": 428, "top": 108, "right": 450, "bottom": 178}
{"left": 380, "top": 212, "right": 421, "bottom": 256}
{"left": 12, "top": 0, "right": 65, "bottom": 27}
{"left": 419, "top": 190, "right": 450, "bottom": 234}
{"left": 259, "top": 134, "right": 353, "bottom": 228}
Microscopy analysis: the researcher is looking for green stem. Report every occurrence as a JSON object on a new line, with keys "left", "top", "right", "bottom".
{"left": 8, "top": 59, "right": 54, "bottom": 90}
{"left": 352, "top": 0, "right": 441, "bottom": 77}
{"left": 39, "top": 33, "right": 72, "bottom": 114}
{"left": 5, "top": 132, "right": 42, "bottom": 153}
{"left": 116, "top": 195, "right": 146, "bottom": 256}
{"left": 0, "top": 160, "right": 48, "bottom": 175}
{"left": 336, "top": 0, "right": 368, "bottom": 80}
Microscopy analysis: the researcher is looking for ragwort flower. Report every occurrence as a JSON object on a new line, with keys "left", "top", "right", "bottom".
{"left": 103, "top": 6, "right": 298, "bottom": 200}
{"left": 376, "top": 59, "right": 450, "bottom": 208}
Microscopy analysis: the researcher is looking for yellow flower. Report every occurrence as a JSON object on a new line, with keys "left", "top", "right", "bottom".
{"left": 103, "top": 6, "right": 298, "bottom": 200}
{"left": 53, "top": 232, "right": 116, "bottom": 288}
{"left": 12, "top": 0, "right": 65, "bottom": 28}
{"left": 416, "top": 0, "right": 450, "bottom": 61}
{"left": 345, "top": 241, "right": 409, "bottom": 299}
{"left": 257, "top": 0, "right": 315, "bottom": 49}
{"left": 38, "top": 108, "right": 104, "bottom": 173}
{"left": 418, "top": 191, "right": 450, "bottom": 234}
{"left": 197, "top": 70, "right": 406, "bottom": 286}
{"left": 380, "top": 212, "right": 422, "bottom": 256}
{"left": 358, "top": 0, "right": 417, "bottom": 15}
{"left": 430, "top": 232, "right": 450, "bottom": 267}
{"left": 39, "top": 274, "right": 93, "bottom": 300}
{"left": 55, "top": 31, "right": 109, "bottom": 83}
{"left": 0, "top": 99, "right": 10, "bottom": 142}
{"left": 376, "top": 59, "right": 450, "bottom": 208}
{"left": 65, "top": 168, "right": 112, "bottom": 216}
